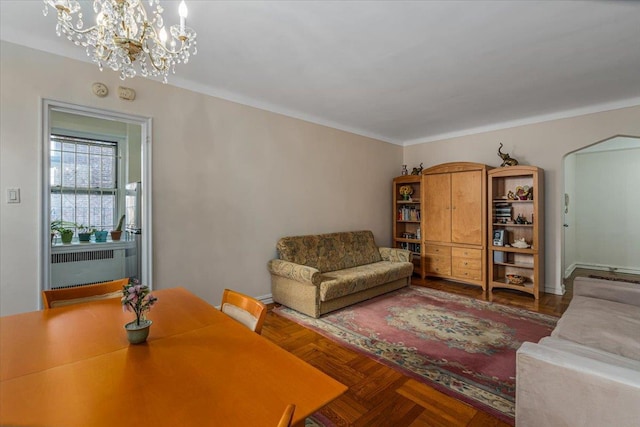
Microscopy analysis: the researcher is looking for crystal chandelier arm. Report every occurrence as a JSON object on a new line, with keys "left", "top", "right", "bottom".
{"left": 54, "top": 9, "right": 99, "bottom": 35}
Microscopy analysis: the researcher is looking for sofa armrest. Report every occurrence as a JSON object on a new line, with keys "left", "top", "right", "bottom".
{"left": 574, "top": 277, "right": 640, "bottom": 307}
{"left": 267, "top": 259, "right": 323, "bottom": 286}
{"left": 516, "top": 341, "right": 640, "bottom": 427}
{"left": 379, "top": 247, "right": 412, "bottom": 263}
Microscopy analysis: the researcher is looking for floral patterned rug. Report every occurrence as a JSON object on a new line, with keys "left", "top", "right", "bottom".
{"left": 275, "top": 286, "right": 558, "bottom": 425}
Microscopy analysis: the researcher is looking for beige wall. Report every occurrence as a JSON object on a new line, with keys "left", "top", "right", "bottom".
{"left": 3, "top": 40, "right": 639, "bottom": 314}
{"left": 0, "top": 41, "right": 401, "bottom": 315}
{"left": 403, "top": 106, "right": 640, "bottom": 293}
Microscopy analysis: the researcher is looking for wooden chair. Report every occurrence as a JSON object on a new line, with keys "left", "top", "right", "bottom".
{"left": 220, "top": 288, "right": 267, "bottom": 334}
{"left": 277, "top": 404, "right": 295, "bottom": 427}
{"left": 42, "top": 278, "right": 129, "bottom": 309}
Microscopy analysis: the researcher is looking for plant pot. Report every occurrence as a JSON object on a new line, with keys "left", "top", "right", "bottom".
{"left": 110, "top": 230, "right": 122, "bottom": 241}
{"left": 78, "top": 232, "right": 92, "bottom": 242}
{"left": 94, "top": 230, "right": 108, "bottom": 242}
{"left": 124, "top": 319, "right": 152, "bottom": 344}
{"left": 60, "top": 230, "right": 74, "bottom": 244}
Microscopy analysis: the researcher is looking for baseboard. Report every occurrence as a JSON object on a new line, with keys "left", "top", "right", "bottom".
{"left": 572, "top": 262, "right": 640, "bottom": 275}
{"left": 256, "top": 293, "right": 274, "bottom": 305}
{"left": 564, "top": 263, "right": 577, "bottom": 279}
{"left": 215, "top": 293, "right": 273, "bottom": 309}
{"left": 544, "top": 284, "right": 565, "bottom": 296}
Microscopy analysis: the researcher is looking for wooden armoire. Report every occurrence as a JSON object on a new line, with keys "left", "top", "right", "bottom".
{"left": 421, "top": 162, "right": 488, "bottom": 290}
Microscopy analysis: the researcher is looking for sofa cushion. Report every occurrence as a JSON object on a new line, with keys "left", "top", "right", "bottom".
{"left": 319, "top": 261, "right": 413, "bottom": 301}
{"left": 538, "top": 337, "right": 640, "bottom": 371}
{"left": 551, "top": 295, "right": 640, "bottom": 361}
{"left": 276, "top": 230, "right": 382, "bottom": 273}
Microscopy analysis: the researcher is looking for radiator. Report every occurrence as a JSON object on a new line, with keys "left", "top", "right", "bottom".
{"left": 50, "top": 243, "right": 137, "bottom": 289}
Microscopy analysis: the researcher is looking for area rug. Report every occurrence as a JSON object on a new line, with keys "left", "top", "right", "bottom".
{"left": 588, "top": 274, "right": 640, "bottom": 284}
{"left": 274, "top": 286, "right": 558, "bottom": 425}
{"left": 305, "top": 414, "right": 331, "bottom": 427}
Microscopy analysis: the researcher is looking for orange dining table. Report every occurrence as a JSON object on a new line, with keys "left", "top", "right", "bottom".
{"left": 0, "top": 287, "right": 346, "bottom": 427}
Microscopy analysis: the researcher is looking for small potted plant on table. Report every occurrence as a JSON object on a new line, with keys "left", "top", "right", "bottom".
{"left": 122, "top": 279, "right": 158, "bottom": 344}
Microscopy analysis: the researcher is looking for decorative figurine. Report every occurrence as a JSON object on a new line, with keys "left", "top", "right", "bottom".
{"left": 401, "top": 165, "right": 408, "bottom": 176}
{"left": 498, "top": 143, "right": 519, "bottom": 167}
{"left": 411, "top": 163, "right": 424, "bottom": 175}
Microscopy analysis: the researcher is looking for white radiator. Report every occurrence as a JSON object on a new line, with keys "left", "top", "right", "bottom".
{"left": 50, "top": 242, "right": 137, "bottom": 289}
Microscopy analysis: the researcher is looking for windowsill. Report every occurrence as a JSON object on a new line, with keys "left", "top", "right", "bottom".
{"left": 51, "top": 240, "right": 136, "bottom": 253}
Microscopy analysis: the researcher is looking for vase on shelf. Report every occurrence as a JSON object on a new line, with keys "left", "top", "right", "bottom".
{"left": 124, "top": 319, "right": 152, "bottom": 344}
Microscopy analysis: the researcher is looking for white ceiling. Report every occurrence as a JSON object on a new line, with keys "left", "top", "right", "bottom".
{"left": 2, "top": 1, "right": 639, "bottom": 145}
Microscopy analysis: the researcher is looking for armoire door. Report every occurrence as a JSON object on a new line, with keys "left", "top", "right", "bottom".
{"left": 424, "top": 173, "right": 451, "bottom": 243}
{"left": 451, "top": 170, "right": 483, "bottom": 245}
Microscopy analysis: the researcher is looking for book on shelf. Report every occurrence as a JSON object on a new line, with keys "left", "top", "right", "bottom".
{"left": 397, "top": 206, "right": 421, "bottom": 221}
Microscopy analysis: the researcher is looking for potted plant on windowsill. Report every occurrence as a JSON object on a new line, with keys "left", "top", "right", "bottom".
{"left": 77, "top": 225, "right": 95, "bottom": 243}
{"left": 50, "top": 220, "right": 76, "bottom": 244}
{"left": 122, "top": 279, "right": 158, "bottom": 344}
{"left": 111, "top": 214, "right": 126, "bottom": 241}
{"left": 94, "top": 229, "right": 108, "bottom": 242}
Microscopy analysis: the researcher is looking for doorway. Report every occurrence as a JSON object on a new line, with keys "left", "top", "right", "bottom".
{"left": 562, "top": 135, "right": 640, "bottom": 292}
{"left": 41, "top": 100, "right": 153, "bottom": 303}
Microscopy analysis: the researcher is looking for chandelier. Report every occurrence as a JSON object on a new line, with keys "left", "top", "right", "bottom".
{"left": 43, "top": 0, "right": 197, "bottom": 82}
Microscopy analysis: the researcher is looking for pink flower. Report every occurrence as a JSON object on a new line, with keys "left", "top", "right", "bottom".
{"left": 121, "top": 280, "right": 157, "bottom": 325}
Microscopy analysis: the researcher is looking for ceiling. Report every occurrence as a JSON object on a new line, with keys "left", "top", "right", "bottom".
{"left": 1, "top": 1, "right": 639, "bottom": 145}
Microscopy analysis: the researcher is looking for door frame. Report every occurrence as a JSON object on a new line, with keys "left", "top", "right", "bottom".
{"left": 40, "top": 99, "right": 153, "bottom": 307}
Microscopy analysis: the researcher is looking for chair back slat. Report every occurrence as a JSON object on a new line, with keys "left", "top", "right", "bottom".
{"left": 42, "top": 278, "right": 129, "bottom": 309}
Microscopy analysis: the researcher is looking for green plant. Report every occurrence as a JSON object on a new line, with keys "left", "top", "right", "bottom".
{"left": 77, "top": 225, "right": 95, "bottom": 234}
{"left": 115, "top": 214, "right": 126, "bottom": 231}
{"left": 50, "top": 219, "right": 76, "bottom": 233}
{"left": 51, "top": 220, "right": 78, "bottom": 244}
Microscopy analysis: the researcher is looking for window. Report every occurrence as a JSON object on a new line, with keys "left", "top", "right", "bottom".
{"left": 50, "top": 134, "right": 118, "bottom": 232}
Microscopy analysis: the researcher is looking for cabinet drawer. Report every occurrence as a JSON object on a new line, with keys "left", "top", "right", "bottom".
{"left": 424, "top": 245, "right": 451, "bottom": 256}
{"left": 452, "top": 266, "right": 482, "bottom": 281}
{"left": 452, "top": 257, "right": 482, "bottom": 270}
{"left": 425, "top": 255, "right": 451, "bottom": 275}
{"left": 451, "top": 247, "right": 482, "bottom": 259}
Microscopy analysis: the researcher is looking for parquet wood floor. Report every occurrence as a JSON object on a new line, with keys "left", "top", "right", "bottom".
{"left": 262, "top": 276, "right": 574, "bottom": 426}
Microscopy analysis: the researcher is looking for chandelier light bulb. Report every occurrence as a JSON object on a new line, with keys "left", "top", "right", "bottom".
{"left": 179, "top": 1, "right": 188, "bottom": 18}
{"left": 178, "top": 1, "right": 187, "bottom": 33}
{"left": 42, "top": 0, "right": 197, "bottom": 82}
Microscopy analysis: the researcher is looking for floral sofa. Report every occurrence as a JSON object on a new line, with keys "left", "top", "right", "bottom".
{"left": 268, "top": 230, "right": 413, "bottom": 318}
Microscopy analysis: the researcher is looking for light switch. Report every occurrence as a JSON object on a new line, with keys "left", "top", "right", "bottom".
{"left": 7, "top": 188, "right": 20, "bottom": 203}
